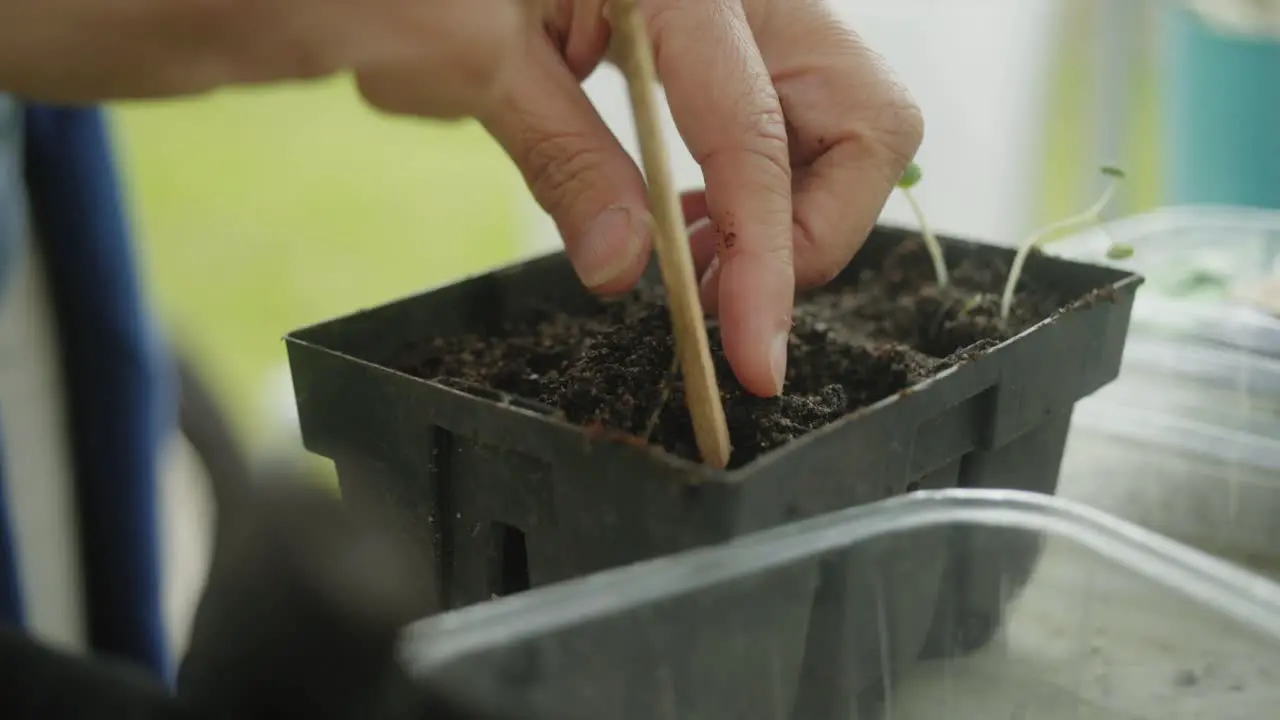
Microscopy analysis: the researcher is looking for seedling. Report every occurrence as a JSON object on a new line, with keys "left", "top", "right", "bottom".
{"left": 896, "top": 161, "right": 949, "bottom": 288}
{"left": 959, "top": 293, "right": 986, "bottom": 316}
{"left": 644, "top": 352, "right": 680, "bottom": 441}
{"left": 1105, "top": 242, "right": 1135, "bottom": 260}
{"left": 999, "top": 166, "right": 1127, "bottom": 320}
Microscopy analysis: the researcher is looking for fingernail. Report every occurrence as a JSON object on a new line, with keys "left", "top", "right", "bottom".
{"left": 575, "top": 206, "right": 647, "bottom": 289}
{"left": 770, "top": 330, "right": 790, "bottom": 395}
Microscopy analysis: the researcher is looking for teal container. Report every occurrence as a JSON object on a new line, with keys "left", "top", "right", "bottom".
{"left": 1163, "top": 6, "right": 1280, "bottom": 208}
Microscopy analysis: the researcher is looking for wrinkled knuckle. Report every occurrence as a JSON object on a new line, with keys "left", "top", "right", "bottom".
{"left": 756, "top": 243, "right": 796, "bottom": 276}
{"left": 713, "top": 102, "right": 791, "bottom": 190}
{"left": 886, "top": 97, "right": 925, "bottom": 164}
{"left": 747, "top": 102, "right": 792, "bottom": 172}
{"left": 522, "top": 132, "right": 607, "bottom": 208}
{"left": 727, "top": 241, "right": 794, "bottom": 280}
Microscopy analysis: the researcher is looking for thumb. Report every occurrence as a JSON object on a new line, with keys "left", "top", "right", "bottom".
{"left": 480, "top": 34, "right": 652, "bottom": 295}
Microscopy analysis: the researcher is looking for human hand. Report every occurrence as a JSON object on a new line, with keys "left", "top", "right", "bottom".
{"left": 0, "top": 0, "right": 524, "bottom": 119}
{"left": 480, "top": 0, "right": 923, "bottom": 397}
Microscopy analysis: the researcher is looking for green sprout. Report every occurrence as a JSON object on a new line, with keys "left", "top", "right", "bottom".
{"left": 896, "top": 161, "right": 949, "bottom": 289}
{"left": 959, "top": 294, "right": 985, "bottom": 316}
{"left": 999, "top": 166, "right": 1127, "bottom": 321}
{"left": 1105, "top": 242, "right": 1135, "bottom": 260}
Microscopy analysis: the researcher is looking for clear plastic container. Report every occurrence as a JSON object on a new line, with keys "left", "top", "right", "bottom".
{"left": 1056, "top": 204, "right": 1280, "bottom": 357}
{"left": 1054, "top": 206, "right": 1280, "bottom": 571}
{"left": 1060, "top": 337, "right": 1280, "bottom": 576}
{"left": 401, "top": 490, "right": 1280, "bottom": 720}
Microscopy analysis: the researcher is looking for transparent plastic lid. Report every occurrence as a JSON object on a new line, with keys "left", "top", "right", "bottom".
{"left": 1075, "top": 334, "right": 1280, "bottom": 463}
{"left": 1056, "top": 205, "right": 1280, "bottom": 357}
{"left": 1059, "top": 324, "right": 1280, "bottom": 564}
{"left": 1053, "top": 209, "right": 1280, "bottom": 562}
{"left": 402, "top": 490, "right": 1280, "bottom": 720}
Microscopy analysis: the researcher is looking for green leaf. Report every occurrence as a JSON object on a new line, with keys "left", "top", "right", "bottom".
{"left": 1105, "top": 242, "right": 1135, "bottom": 260}
{"left": 1100, "top": 165, "right": 1126, "bottom": 179}
{"left": 897, "top": 161, "right": 923, "bottom": 189}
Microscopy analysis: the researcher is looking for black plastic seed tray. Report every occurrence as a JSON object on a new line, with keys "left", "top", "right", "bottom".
{"left": 286, "top": 224, "right": 1142, "bottom": 662}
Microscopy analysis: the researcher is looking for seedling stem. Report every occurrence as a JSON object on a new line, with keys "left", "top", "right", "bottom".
{"left": 999, "top": 167, "right": 1125, "bottom": 320}
{"left": 644, "top": 351, "right": 680, "bottom": 441}
{"left": 896, "top": 162, "right": 949, "bottom": 288}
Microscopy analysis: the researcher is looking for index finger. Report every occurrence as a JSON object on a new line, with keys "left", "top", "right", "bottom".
{"left": 643, "top": 0, "right": 795, "bottom": 398}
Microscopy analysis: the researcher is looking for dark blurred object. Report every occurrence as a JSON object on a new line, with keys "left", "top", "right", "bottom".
{"left": 173, "top": 344, "right": 523, "bottom": 718}
{"left": 1, "top": 479, "right": 524, "bottom": 720}
{"left": 177, "top": 479, "right": 516, "bottom": 720}
{"left": 177, "top": 480, "right": 424, "bottom": 718}
{"left": 175, "top": 352, "right": 252, "bottom": 528}
{"left": 3, "top": 343, "right": 523, "bottom": 719}
{"left": 0, "top": 624, "right": 189, "bottom": 719}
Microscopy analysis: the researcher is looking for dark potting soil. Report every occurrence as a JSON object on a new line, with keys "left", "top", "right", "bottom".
{"left": 391, "top": 239, "right": 1064, "bottom": 468}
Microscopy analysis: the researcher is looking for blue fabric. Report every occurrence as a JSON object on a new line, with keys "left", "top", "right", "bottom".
{"left": 22, "top": 104, "right": 176, "bottom": 681}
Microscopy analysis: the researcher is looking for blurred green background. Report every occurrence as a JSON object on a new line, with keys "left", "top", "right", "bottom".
{"left": 108, "top": 2, "right": 1162, "bottom": 454}
{"left": 112, "top": 78, "right": 529, "bottom": 449}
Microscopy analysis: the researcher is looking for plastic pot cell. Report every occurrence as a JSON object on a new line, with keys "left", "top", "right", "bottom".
{"left": 286, "top": 224, "right": 1142, "bottom": 656}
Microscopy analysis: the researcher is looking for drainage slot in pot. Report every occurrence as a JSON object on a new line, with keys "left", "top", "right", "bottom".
{"left": 489, "top": 522, "right": 531, "bottom": 597}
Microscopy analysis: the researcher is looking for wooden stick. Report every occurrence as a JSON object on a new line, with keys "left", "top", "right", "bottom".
{"left": 608, "top": 0, "right": 732, "bottom": 469}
